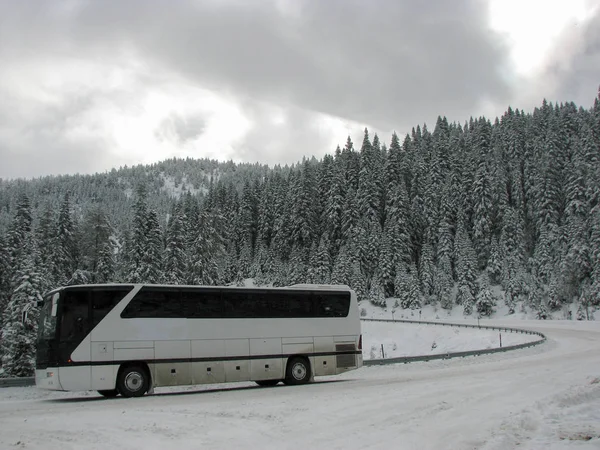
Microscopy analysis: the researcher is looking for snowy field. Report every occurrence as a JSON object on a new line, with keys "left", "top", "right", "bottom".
{"left": 362, "top": 320, "right": 537, "bottom": 360}
{"left": 1, "top": 319, "right": 599, "bottom": 449}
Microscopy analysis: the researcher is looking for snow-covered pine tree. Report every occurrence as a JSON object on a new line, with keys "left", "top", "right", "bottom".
{"left": 419, "top": 239, "right": 434, "bottom": 300}
{"left": 79, "top": 203, "right": 113, "bottom": 282}
{"left": 357, "top": 129, "right": 380, "bottom": 223}
{"left": 341, "top": 187, "right": 359, "bottom": 249}
{"left": 287, "top": 245, "right": 307, "bottom": 285}
{"left": 164, "top": 202, "right": 187, "bottom": 284}
{"left": 433, "top": 255, "right": 454, "bottom": 309}
{"left": 475, "top": 272, "right": 496, "bottom": 317}
{"left": 324, "top": 158, "right": 346, "bottom": 255}
{"left": 251, "top": 242, "right": 269, "bottom": 286}
{"left": 290, "top": 159, "right": 318, "bottom": 251}
{"left": 472, "top": 118, "right": 494, "bottom": 270}
{"left": 56, "top": 192, "right": 79, "bottom": 284}
{"left": 0, "top": 234, "right": 11, "bottom": 326}
{"left": 189, "top": 211, "right": 225, "bottom": 286}
{"left": 309, "top": 235, "right": 331, "bottom": 284}
{"left": 500, "top": 207, "right": 526, "bottom": 313}
{"left": 5, "top": 193, "right": 33, "bottom": 279}
{"left": 36, "top": 202, "right": 58, "bottom": 286}
{"left": 331, "top": 246, "right": 353, "bottom": 286}
{"left": 367, "top": 278, "right": 386, "bottom": 307}
{"left": 377, "top": 229, "right": 395, "bottom": 297}
{"left": 96, "top": 240, "right": 115, "bottom": 283}
{"left": 487, "top": 237, "right": 502, "bottom": 285}
{"left": 454, "top": 217, "right": 477, "bottom": 310}
{"left": 0, "top": 237, "right": 44, "bottom": 377}
{"left": 404, "top": 263, "right": 422, "bottom": 310}
{"left": 140, "top": 209, "right": 163, "bottom": 284}
{"left": 126, "top": 185, "right": 149, "bottom": 283}
{"left": 357, "top": 217, "right": 381, "bottom": 294}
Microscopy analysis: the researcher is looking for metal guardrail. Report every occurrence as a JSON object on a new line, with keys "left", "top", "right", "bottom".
{"left": 361, "top": 318, "right": 547, "bottom": 366}
{"left": 0, "top": 376, "right": 35, "bottom": 388}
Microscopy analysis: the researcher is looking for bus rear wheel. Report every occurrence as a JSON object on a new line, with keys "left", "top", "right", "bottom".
{"left": 284, "top": 357, "right": 311, "bottom": 385}
{"left": 98, "top": 389, "right": 119, "bottom": 398}
{"left": 117, "top": 365, "right": 149, "bottom": 398}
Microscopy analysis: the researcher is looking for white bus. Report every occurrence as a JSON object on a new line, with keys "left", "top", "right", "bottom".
{"left": 35, "top": 283, "right": 363, "bottom": 397}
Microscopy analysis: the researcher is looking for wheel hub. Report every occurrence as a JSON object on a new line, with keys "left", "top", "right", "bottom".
{"left": 124, "top": 371, "right": 143, "bottom": 392}
{"left": 292, "top": 363, "right": 307, "bottom": 380}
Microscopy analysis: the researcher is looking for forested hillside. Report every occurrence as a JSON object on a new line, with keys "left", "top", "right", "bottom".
{"left": 1, "top": 91, "right": 599, "bottom": 376}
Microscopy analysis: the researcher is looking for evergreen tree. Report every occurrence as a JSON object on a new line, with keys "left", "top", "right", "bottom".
{"left": 433, "top": 255, "right": 454, "bottom": 309}
{"left": 164, "top": 202, "right": 187, "bottom": 284}
{"left": 419, "top": 239, "right": 434, "bottom": 299}
{"left": 308, "top": 235, "right": 331, "bottom": 284}
{"left": 287, "top": 245, "right": 307, "bottom": 285}
{"left": 357, "top": 217, "right": 381, "bottom": 293}
{"left": 368, "top": 279, "right": 386, "bottom": 307}
{"left": 487, "top": 237, "right": 502, "bottom": 285}
{"left": 500, "top": 208, "right": 526, "bottom": 312}
{"left": 331, "top": 246, "right": 353, "bottom": 286}
{"left": 96, "top": 241, "right": 115, "bottom": 283}
{"left": 6, "top": 193, "right": 33, "bottom": 278}
{"left": 126, "top": 185, "right": 149, "bottom": 283}
{"left": 56, "top": 192, "right": 79, "bottom": 284}
{"left": 36, "top": 202, "right": 58, "bottom": 285}
{"left": 377, "top": 230, "right": 395, "bottom": 297}
{"left": 189, "top": 211, "right": 225, "bottom": 285}
{"left": 357, "top": 129, "right": 381, "bottom": 223}
{"left": 0, "top": 237, "right": 43, "bottom": 377}
{"left": 454, "top": 219, "right": 477, "bottom": 308}
{"left": 472, "top": 119, "right": 494, "bottom": 269}
{"left": 140, "top": 209, "right": 163, "bottom": 283}
{"left": 476, "top": 272, "right": 496, "bottom": 317}
{"left": 79, "top": 203, "right": 112, "bottom": 281}
{"left": 403, "top": 263, "right": 422, "bottom": 310}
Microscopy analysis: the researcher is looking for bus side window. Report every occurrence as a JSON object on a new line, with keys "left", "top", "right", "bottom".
{"left": 182, "top": 290, "right": 222, "bottom": 318}
{"left": 315, "top": 293, "right": 350, "bottom": 317}
{"left": 92, "top": 288, "right": 131, "bottom": 328}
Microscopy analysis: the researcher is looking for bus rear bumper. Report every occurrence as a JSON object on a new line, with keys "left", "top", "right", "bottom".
{"left": 35, "top": 368, "right": 64, "bottom": 391}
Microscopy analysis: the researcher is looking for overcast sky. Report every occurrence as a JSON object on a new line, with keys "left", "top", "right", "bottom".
{"left": 0, "top": 0, "right": 599, "bottom": 179}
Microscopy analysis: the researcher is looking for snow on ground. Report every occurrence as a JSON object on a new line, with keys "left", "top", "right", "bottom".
{"left": 1, "top": 319, "right": 599, "bottom": 449}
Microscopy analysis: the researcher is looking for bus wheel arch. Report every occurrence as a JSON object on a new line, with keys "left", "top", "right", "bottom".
{"left": 284, "top": 356, "right": 312, "bottom": 385}
{"left": 116, "top": 362, "right": 151, "bottom": 397}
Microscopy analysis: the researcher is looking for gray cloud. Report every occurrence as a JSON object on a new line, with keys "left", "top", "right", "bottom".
{"left": 0, "top": 0, "right": 519, "bottom": 178}
{"left": 155, "top": 113, "right": 207, "bottom": 146}
{"left": 545, "top": 8, "right": 600, "bottom": 107}
{"left": 65, "top": 0, "right": 514, "bottom": 128}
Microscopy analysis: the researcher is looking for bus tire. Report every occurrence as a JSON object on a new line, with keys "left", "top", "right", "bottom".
{"left": 284, "top": 356, "right": 311, "bottom": 385}
{"left": 255, "top": 379, "right": 280, "bottom": 387}
{"left": 98, "top": 389, "right": 119, "bottom": 398}
{"left": 117, "top": 364, "right": 150, "bottom": 398}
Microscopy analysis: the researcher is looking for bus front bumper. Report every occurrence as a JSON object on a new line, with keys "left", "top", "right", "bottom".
{"left": 35, "top": 368, "right": 64, "bottom": 391}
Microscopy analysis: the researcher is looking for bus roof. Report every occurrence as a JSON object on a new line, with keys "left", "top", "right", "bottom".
{"left": 44, "top": 283, "right": 353, "bottom": 296}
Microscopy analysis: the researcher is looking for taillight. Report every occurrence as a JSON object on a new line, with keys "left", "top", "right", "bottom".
{"left": 358, "top": 335, "right": 362, "bottom": 350}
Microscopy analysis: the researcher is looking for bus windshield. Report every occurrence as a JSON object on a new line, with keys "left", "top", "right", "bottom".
{"left": 38, "top": 293, "right": 58, "bottom": 341}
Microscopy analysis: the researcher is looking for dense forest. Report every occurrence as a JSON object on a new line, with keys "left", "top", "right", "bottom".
{"left": 0, "top": 90, "right": 599, "bottom": 376}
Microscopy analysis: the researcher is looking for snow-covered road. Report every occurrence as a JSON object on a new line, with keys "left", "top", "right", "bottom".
{"left": 1, "top": 320, "right": 599, "bottom": 449}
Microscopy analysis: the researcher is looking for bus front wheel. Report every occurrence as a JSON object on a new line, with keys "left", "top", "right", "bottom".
{"left": 117, "top": 364, "right": 149, "bottom": 398}
{"left": 284, "top": 357, "right": 311, "bottom": 385}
